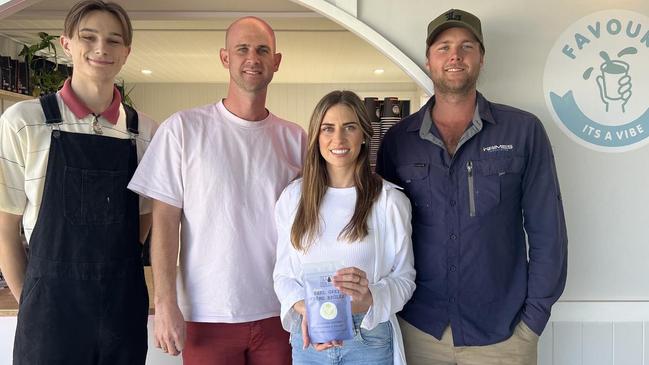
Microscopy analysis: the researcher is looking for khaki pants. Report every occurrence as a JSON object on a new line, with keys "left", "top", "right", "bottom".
{"left": 399, "top": 317, "right": 538, "bottom": 365}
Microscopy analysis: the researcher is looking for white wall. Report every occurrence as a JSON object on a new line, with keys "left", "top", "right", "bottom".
{"left": 0, "top": 317, "right": 16, "bottom": 365}
{"left": 129, "top": 82, "right": 422, "bottom": 129}
{"left": 540, "top": 321, "right": 649, "bottom": 365}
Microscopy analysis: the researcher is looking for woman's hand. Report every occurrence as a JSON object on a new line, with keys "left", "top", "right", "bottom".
{"left": 292, "top": 300, "right": 313, "bottom": 349}
{"left": 333, "top": 267, "right": 373, "bottom": 312}
{"left": 292, "top": 300, "right": 344, "bottom": 351}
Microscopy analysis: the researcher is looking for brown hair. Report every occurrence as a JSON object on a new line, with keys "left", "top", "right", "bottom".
{"left": 291, "top": 90, "right": 382, "bottom": 251}
{"left": 64, "top": 0, "right": 133, "bottom": 46}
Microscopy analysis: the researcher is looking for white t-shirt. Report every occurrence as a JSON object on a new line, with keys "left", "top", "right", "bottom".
{"left": 0, "top": 94, "right": 157, "bottom": 242}
{"left": 128, "top": 101, "right": 306, "bottom": 323}
{"left": 273, "top": 178, "right": 415, "bottom": 365}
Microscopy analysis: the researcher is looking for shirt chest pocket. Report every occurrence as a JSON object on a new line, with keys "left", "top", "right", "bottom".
{"left": 396, "top": 163, "right": 434, "bottom": 224}
{"left": 64, "top": 167, "right": 129, "bottom": 225}
{"left": 467, "top": 157, "right": 524, "bottom": 217}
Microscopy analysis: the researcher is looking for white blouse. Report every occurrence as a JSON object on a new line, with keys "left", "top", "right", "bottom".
{"left": 273, "top": 178, "right": 415, "bottom": 365}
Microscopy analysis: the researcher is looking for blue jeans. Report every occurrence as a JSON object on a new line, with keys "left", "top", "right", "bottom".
{"left": 291, "top": 313, "right": 393, "bottom": 365}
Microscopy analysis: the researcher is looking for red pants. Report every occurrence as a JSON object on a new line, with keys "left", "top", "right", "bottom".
{"left": 183, "top": 316, "right": 291, "bottom": 365}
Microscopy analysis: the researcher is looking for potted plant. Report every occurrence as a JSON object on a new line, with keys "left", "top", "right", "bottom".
{"left": 19, "top": 32, "right": 69, "bottom": 96}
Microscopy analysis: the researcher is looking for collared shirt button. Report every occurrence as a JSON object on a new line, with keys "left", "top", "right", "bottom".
{"left": 449, "top": 297, "right": 456, "bottom": 303}
{"left": 450, "top": 200, "right": 456, "bottom": 206}
{"left": 450, "top": 234, "right": 457, "bottom": 240}
{"left": 449, "top": 265, "right": 456, "bottom": 272}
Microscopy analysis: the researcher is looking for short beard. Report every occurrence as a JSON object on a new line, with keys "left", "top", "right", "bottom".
{"left": 432, "top": 73, "right": 479, "bottom": 97}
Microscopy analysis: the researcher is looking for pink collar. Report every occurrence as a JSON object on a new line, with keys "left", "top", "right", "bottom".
{"left": 59, "top": 79, "right": 122, "bottom": 125}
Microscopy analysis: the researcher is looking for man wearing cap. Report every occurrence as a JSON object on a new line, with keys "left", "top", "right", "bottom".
{"left": 377, "top": 8, "right": 567, "bottom": 364}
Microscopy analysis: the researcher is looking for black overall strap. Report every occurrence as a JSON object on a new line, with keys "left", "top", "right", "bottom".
{"left": 39, "top": 93, "right": 62, "bottom": 124}
{"left": 123, "top": 104, "right": 139, "bottom": 135}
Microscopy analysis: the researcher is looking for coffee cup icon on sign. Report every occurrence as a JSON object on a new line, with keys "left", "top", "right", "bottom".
{"left": 583, "top": 48, "right": 637, "bottom": 113}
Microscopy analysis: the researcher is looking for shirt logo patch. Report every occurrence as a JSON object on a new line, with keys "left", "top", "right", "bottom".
{"left": 482, "top": 144, "right": 514, "bottom": 152}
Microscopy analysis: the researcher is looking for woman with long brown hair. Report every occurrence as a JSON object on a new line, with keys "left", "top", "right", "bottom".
{"left": 273, "top": 90, "right": 415, "bottom": 364}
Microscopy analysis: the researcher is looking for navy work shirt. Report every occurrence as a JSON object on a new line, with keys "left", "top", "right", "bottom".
{"left": 376, "top": 92, "right": 567, "bottom": 346}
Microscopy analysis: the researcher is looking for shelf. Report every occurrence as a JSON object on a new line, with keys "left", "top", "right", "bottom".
{"left": 0, "top": 287, "right": 17, "bottom": 317}
{"left": 0, "top": 89, "right": 34, "bottom": 102}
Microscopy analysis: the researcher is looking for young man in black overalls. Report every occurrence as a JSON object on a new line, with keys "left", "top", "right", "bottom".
{"left": 0, "top": 1, "right": 157, "bottom": 364}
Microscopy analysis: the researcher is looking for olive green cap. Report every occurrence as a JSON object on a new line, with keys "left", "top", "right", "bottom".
{"left": 426, "top": 9, "right": 484, "bottom": 52}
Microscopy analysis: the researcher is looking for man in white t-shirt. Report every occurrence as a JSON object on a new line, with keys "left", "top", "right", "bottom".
{"left": 128, "top": 16, "right": 306, "bottom": 365}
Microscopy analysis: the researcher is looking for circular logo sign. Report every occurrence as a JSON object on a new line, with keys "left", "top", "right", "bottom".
{"left": 544, "top": 10, "right": 649, "bottom": 152}
{"left": 319, "top": 302, "right": 338, "bottom": 320}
